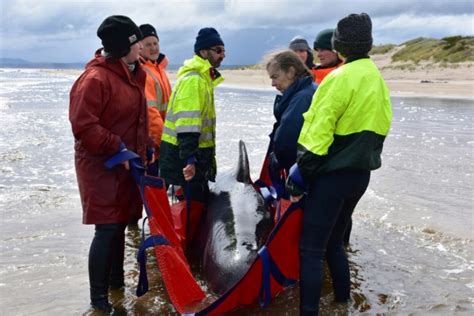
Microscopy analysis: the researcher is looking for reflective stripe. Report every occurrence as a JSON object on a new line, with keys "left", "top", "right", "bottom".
{"left": 162, "top": 126, "right": 214, "bottom": 145}
{"left": 147, "top": 100, "right": 159, "bottom": 107}
{"left": 143, "top": 66, "right": 167, "bottom": 112}
{"left": 176, "top": 125, "right": 201, "bottom": 133}
{"left": 166, "top": 110, "right": 202, "bottom": 121}
{"left": 202, "top": 118, "right": 215, "bottom": 127}
{"left": 199, "top": 132, "right": 215, "bottom": 142}
{"left": 162, "top": 70, "right": 216, "bottom": 148}
{"left": 163, "top": 126, "right": 176, "bottom": 137}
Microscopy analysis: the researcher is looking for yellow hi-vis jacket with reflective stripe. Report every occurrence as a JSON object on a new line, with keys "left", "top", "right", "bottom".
{"left": 296, "top": 58, "right": 393, "bottom": 180}
{"left": 162, "top": 55, "right": 223, "bottom": 148}
{"left": 160, "top": 55, "right": 224, "bottom": 184}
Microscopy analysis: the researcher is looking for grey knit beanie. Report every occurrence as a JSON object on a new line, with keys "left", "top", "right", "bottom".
{"left": 289, "top": 36, "right": 312, "bottom": 53}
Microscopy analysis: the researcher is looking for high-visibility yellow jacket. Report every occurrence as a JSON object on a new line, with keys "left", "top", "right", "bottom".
{"left": 297, "top": 58, "right": 393, "bottom": 180}
{"left": 140, "top": 54, "right": 172, "bottom": 150}
{"left": 160, "top": 55, "right": 224, "bottom": 184}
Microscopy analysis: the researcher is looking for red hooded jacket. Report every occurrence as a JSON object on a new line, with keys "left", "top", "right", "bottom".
{"left": 69, "top": 50, "right": 149, "bottom": 224}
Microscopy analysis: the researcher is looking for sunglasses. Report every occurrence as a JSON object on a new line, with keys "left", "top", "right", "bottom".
{"left": 208, "top": 47, "right": 225, "bottom": 54}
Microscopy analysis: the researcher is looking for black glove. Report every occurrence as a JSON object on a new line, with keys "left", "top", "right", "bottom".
{"left": 285, "top": 163, "right": 306, "bottom": 196}
{"left": 285, "top": 176, "right": 305, "bottom": 196}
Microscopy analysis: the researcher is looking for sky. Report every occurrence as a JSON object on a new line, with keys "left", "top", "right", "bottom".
{"left": 0, "top": 0, "right": 473, "bottom": 66}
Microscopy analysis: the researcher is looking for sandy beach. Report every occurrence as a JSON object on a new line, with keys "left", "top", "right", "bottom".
{"left": 169, "top": 61, "right": 474, "bottom": 99}
{"left": 170, "top": 48, "right": 474, "bottom": 99}
{"left": 49, "top": 52, "right": 474, "bottom": 99}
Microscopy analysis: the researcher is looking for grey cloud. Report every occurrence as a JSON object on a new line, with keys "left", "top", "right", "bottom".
{"left": 1, "top": 0, "right": 472, "bottom": 64}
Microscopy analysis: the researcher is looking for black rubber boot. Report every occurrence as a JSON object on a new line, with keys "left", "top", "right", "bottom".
{"left": 88, "top": 224, "right": 125, "bottom": 312}
{"left": 90, "top": 291, "right": 112, "bottom": 313}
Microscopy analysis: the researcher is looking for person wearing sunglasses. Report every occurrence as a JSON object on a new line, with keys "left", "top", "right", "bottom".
{"left": 160, "top": 27, "right": 225, "bottom": 242}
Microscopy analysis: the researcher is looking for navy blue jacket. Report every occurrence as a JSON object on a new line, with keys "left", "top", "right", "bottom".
{"left": 270, "top": 76, "right": 317, "bottom": 171}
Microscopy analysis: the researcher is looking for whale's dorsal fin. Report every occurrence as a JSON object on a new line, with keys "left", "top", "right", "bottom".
{"left": 236, "top": 140, "right": 251, "bottom": 184}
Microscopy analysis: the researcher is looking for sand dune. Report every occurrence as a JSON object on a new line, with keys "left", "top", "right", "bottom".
{"left": 169, "top": 54, "right": 474, "bottom": 99}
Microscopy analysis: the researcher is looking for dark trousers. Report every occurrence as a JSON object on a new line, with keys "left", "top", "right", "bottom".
{"left": 183, "top": 180, "right": 210, "bottom": 203}
{"left": 89, "top": 223, "right": 127, "bottom": 302}
{"left": 299, "top": 169, "right": 370, "bottom": 315}
{"left": 169, "top": 180, "right": 210, "bottom": 203}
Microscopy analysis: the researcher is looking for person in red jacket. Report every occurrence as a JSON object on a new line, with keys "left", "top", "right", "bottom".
{"left": 69, "top": 15, "right": 151, "bottom": 313}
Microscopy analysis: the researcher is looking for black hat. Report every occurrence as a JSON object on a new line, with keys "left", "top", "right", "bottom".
{"left": 332, "top": 13, "right": 373, "bottom": 56}
{"left": 194, "top": 27, "right": 224, "bottom": 53}
{"left": 139, "top": 24, "right": 159, "bottom": 40}
{"left": 97, "top": 15, "right": 142, "bottom": 58}
{"left": 314, "top": 29, "right": 334, "bottom": 50}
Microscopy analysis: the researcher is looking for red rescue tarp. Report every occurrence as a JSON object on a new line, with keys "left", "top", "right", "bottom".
{"left": 135, "top": 160, "right": 303, "bottom": 315}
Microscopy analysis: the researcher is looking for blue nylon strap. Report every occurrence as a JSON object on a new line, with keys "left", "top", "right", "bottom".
{"left": 258, "top": 246, "right": 271, "bottom": 307}
{"left": 104, "top": 150, "right": 141, "bottom": 169}
{"left": 269, "top": 253, "right": 297, "bottom": 287}
{"left": 268, "top": 168, "right": 285, "bottom": 199}
{"left": 136, "top": 235, "right": 170, "bottom": 297}
{"left": 258, "top": 245, "right": 297, "bottom": 307}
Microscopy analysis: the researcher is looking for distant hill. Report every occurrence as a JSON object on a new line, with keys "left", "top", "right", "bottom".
{"left": 0, "top": 58, "right": 31, "bottom": 65}
{"left": 370, "top": 36, "right": 474, "bottom": 64}
{"left": 0, "top": 58, "right": 85, "bottom": 69}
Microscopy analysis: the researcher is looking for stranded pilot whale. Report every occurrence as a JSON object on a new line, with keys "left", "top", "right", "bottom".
{"left": 194, "top": 140, "right": 273, "bottom": 295}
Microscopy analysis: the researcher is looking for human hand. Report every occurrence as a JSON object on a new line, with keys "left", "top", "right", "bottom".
{"left": 183, "top": 164, "right": 196, "bottom": 181}
{"left": 289, "top": 194, "right": 303, "bottom": 203}
{"left": 147, "top": 152, "right": 156, "bottom": 165}
{"left": 121, "top": 160, "right": 130, "bottom": 170}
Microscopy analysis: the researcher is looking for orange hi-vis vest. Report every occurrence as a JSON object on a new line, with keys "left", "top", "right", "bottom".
{"left": 140, "top": 56, "right": 172, "bottom": 149}
{"left": 311, "top": 62, "right": 342, "bottom": 84}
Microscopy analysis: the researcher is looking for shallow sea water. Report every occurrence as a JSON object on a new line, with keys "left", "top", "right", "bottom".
{"left": 0, "top": 68, "right": 473, "bottom": 315}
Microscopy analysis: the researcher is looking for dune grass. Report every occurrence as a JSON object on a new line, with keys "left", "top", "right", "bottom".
{"left": 370, "top": 44, "right": 396, "bottom": 55}
{"left": 392, "top": 36, "right": 474, "bottom": 64}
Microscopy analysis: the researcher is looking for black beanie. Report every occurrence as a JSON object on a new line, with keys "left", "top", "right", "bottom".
{"left": 139, "top": 24, "right": 159, "bottom": 40}
{"left": 194, "top": 27, "right": 224, "bottom": 53}
{"left": 332, "top": 13, "right": 373, "bottom": 56}
{"left": 314, "top": 29, "right": 334, "bottom": 50}
{"left": 97, "top": 15, "right": 142, "bottom": 58}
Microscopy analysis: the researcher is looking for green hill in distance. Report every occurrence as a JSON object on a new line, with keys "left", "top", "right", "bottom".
{"left": 371, "top": 36, "right": 474, "bottom": 64}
